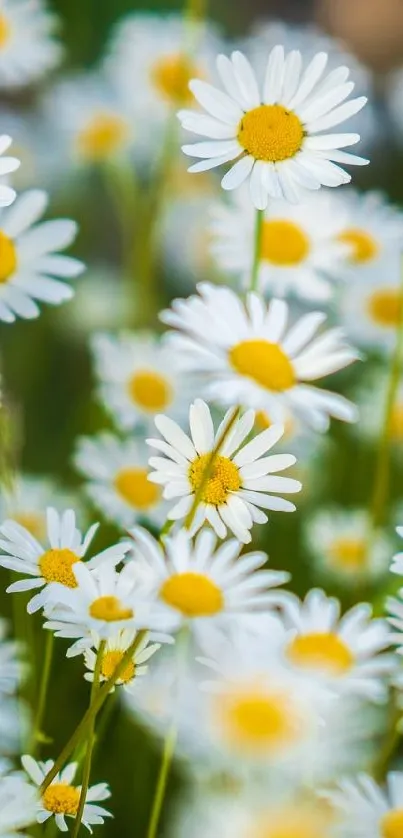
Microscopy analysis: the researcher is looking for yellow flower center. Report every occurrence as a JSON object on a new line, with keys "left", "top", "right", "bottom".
{"left": 328, "top": 537, "right": 368, "bottom": 570}
{"left": 230, "top": 339, "right": 295, "bottom": 392}
{"left": 14, "top": 512, "right": 46, "bottom": 542}
{"left": 367, "top": 288, "right": 402, "bottom": 328}
{"left": 160, "top": 571, "right": 224, "bottom": 617}
{"left": 188, "top": 453, "right": 241, "bottom": 506}
{"left": 89, "top": 595, "right": 134, "bottom": 622}
{"left": 253, "top": 809, "right": 328, "bottom": 838}
{"left": 114, "top": 467, "right": 161, "bottom": 510}
{"left": 42, "top": 783, "right": 80, "bottom": 816}
{"left": 237, "top": 105, "right": 304, "bottom": 162}
{"left": 151, "top": 53, "right": 197, "bottom": 103}
{"left": 127, "top": 370, "right": 172, "bottom": 412}
{"left": 39, "top": 548, "right": 80, "bottom": 587}
{"left": 287, "top": 631, "right": 354, "bottom": 675}
{"left": 261, "top": 219, "right": 310, "bottom": 266}
{"left": 216, "top": 685, "right": 303, "bottom": 754}
{"left": 390, "top": 403, "right": 403, "bottom": 441}
{"left": 381, "top": 810, "right": 403, "bottom": 838}
{"left": 338, "top": 228, "right": 379, "bottom": 264}
{"left": 76, "top": 113, "right": 129, "bottom": 161}
{"left": 0, "top": 14, "right": 11, "bottom": 48}
{"left": 101, "top": 649, "right": 135, "bottom": 683}
{"left": 0, "top": 231, "right": 17, "bottom": 283}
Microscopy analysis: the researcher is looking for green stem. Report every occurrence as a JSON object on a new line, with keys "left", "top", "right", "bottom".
{"left": 159, "top": 519, "right": 175, "bottom": 542}
{"left": 39, "top": 631, "right": 147, "bottom": 794}
{"left": 146, "top": 721, "right": 177, "bottom": 838}
{"left": 71, "top": 641, "right": 106, "bottom": 838}
{"left": 250, "top": 208, "right": 264, "bottom": 293}
{"left": 29, "top": 632, "right": 54, "bottom": 755}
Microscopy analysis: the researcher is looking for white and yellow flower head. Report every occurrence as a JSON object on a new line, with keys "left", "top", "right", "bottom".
{"left": 0, "top": 135, "right": 20, "bottom": 206}
{"left": 0, "top": 473, "right": 80, "bottom": 544}
{"left": 0, "top": 0, "right": 62, "bottom": 89}
{"left": 326, "top": 771, "right": 403, "bottom": 838}
{"left": 0, "top": 506, "right": 129, "bottom": 613}
{"left": 147, "top": 398, "right": 301, "bottom": 544}
{"left": 127, "top": 526, "right": 290, "bottom": 637}
{"left": 0, "top": 772, "right": 38, "bottom": 837}
{"left": 84, "top": 628, "right": 161, "bottom": 695}
{"left": 74, "top": 433, "right": 166, "bottom": 528}
{"left": 90, "top": 332, "right": 195, "bottom": 432}
{"left": 333, "top": 189, "right": 403, "bottom": 274}
{"left": 210, "top": 186, "right": 349, "bottom": 300}
{"left": 179, "top": 46, "right": 368, "bottom": 208}
{"left": 162, "top": 284, "right": 359, "bottom": 431}
{"left": 0, "top": 189, "right": 84, "bottom": 323}
{"left": 305, "top": 507, "right": 394, "bottom": 583}
{"left": 21, "top": 755, "right": 111, "bottom": 834}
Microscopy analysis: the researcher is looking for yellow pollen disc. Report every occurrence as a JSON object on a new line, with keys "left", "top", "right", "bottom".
{"left": 338, "top": 228, "right": 379, "bottom": 264}
{"left": 237, "top": 104, "right": 304, "bottom": 163}
{"left": 382, "top": 810, "right": 403, "bottom": 838}
{"left": 14, "top": 512, "right": 46, "bottom": 542}
{"left": 160, "top": 571, "right": 224, "bottom": 617}
{"left": 328, "top": 537, "right": 368, "bottom": 570}
{"left": 101, "top": 649, "right": 135, "bottom": 683}
{"left": 0, "top": 14, "right": 10, "bottom": 48}
{"left": 89, "top": 595, "right": 134, "bottom": 622}
{"left": 128, "top": 369, "right": 173, "bottom": 412}
{"left": 230, "top": 339, "right": 296, "bottom": 392}
{"left": 0, "top": 231, "right": 17, "bottom": 283}
{"left": 76, "top": 112, "right": 129, "bottom": 161}
{"left": 287, "top": 631, "right": 354, "bottom": 675}
{"left": 42, "top": 783, "right": 80, "bottom": 815}
{"left": 261, "top": 219, "right": 310, "bottom": 266}
{"left": 367, "top": 288, "right": 402, "bottom": 328}
{"left": 216, "top": 686, "right": 302, "bottom": 753}
{"left": 39, "top": 548, "right": 80, "bottom": 587}
{"left": 151, "top": 53, "right": 197, "bottom": 103}
{"left": 188, "top": 453, "right": 241, "bottom": 506}
{"left": 390, "top": 403, "right": 403, "bottom": 441}
{"left": 114, "top": 467, "right": 161, "bottom": 510}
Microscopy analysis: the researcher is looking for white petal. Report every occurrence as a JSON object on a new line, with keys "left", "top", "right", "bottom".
{"left": 221, "top": 155, "right": 254, "bottom": 190}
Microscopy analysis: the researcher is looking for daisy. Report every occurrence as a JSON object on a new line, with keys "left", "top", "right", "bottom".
{"left": 179, "top": 46, "right": 368, "bottom": 208}
{"left": 90, "top": 332, "right": 195, "bottom": 432}
{"left": 210, "top": 187, "right": 349, "bottom": 300}
{"left": 0, "top": 773, "right": 38, "bottom": 837}
{"left": 0, "top": 135, "right": 20, "bottom": 207}
{"left": 161, "top": 284, "right": 359, "bottom": 431}
{"left": 21, "top": 755, "right": 111, "bottom": 833}
{"left": 147, "top": 399, "right": 301, "bottom": 543}
{"left": 304, "top": 507, "right": 394, "bottom": 584}
{"left": 0, "top": 506, "right": 129, "bottom": 614}
{"left": 326, "top": 771, "right": 403, "bottom": 838}
{"left": 0, "top": 189, "right": 84, "bottom": 324}
{"left": 127, "top": 526, "right": 290, "bottom": 637}
{"left": 84, "top": 629, "right": 161, "bottom": 695}
{"left": 0, "top": 110, "right": 53, "bottom": 192}
{"left": 0, "top": 0, "right": 62, "bottom": 89}
{"left": 161, "top": 193, "right": 219, "bottom": 288}
{"left": 338, "top": 254, "right": 403, "bottom": 353}
{"left": 0, "top": 473, "right": 79, "bottom": 544}
{"left": 74, "top": 433, "right": 166, "bottom": 529}
{"left": 333, "top": 189, "right": 403, "bottom": 274}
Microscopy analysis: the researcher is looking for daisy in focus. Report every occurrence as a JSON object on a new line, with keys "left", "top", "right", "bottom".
{"left": 84, "top": 629, "right": 161, "bottom": 695}
{"left": 21, "top": 755, "right": 111, "bottom": 834}
{"left": 147, "top": 399, "right": 301, "bottom": 543}
{"left": 0, "top": 506, "right": 129, "bottom": 613}
{"left": 162, "top": 284, "right": 359, "bottom": 431}
{"left": 210, "top": 187, "right": 349, "bottom": 300}
{"left": 326, "top": 771, "right": 403, "bottom": 838}
{"left": 74, "top": 433, "right": 166, "bottom": 528}
{"left": 0, "top": 189, "right": 84, "bottom": 323}
{"left": 90, "top": 332, "right": 194, "bottom": 432}
{"left": 0, "top": 773, "right": 37, "bottom": 837}
{"left": 338, "top": 255, "right": 403, "bottom": 353}
{"left": 0, "top": 135, "right": 20, "bottom": 207}
{"left": 0, "top": 473, "right": 79, "bottom": 543}
{"left": 305, "top": 507, "right": 394, "bottom": 583}
{"left": 0, "top": 0, "right": 62, "bottom": 89}
{"left": 179, "top": 46, "right": 368, "bottom": 208}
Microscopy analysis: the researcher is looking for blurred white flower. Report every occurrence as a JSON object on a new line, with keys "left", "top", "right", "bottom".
{"left": 353, "top": 367, "right": 403, "bottom": 447}
{"left": 338, "top": 254, "right": 403, "bottom": 353}
{"left": 0, "top": 135, "right": 20, "bottom": 207}
{"left": 326, "top": 771, "right": 403, "bottom": 838}
{"left": 0, "top": 0, "right": 62, "bottom": 89}
{"left": 333, "top": 189, "right": 403, "bottom": 275}
{"left": 161, "top": 193, "right": 219, "bottom": 289}
{"left": 0, "top": 773, "right": 38, "bottom": 837}
{"left": 0, "top": 473, "right": 80, "bottom": 543}
{"left": 0, "top": 110, "right": 57, "bottom": 191}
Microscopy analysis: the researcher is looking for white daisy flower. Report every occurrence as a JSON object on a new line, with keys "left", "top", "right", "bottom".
{"left": 305, "top": 507, "right": 394, "bottom": 583}
{"left": 0, "top": 506, "right": 129, "bottom": 613}
{"left": 0, "top": 773, "right": 38, "bottom": 837}
{"left": 0, "top": 135, "right": 20, "bottom": 207}
{"left": 0, "top": 473, "right": 79, "bottom": 544}
{"left": 21, "top": 755, "right": 111, "bottom": 834}
{"left": 90, "top": 332, "right": 195, "bottom": 432}
{"left": 0, "top": 189, "right": 84, "bottom": 324}
{"left": 161, "top": 284, "right": 359, "bottom": 431}
{"left": 179, "top": 46, "right": 368, "bottom": 209}
{"left": 0, "top": 0, "right": 62, "bottom": 89}
{"left": 127, "top": 526, "right": 290, "bottom": 637}
{"left": 326, "top": 771, "right": 403, "bottom": 838}
{"left": 74, "top": 433, "right": 166, "bottom": 529}
{"left": 333, "top": 189, "right": 403, "bottom": 274}
{"left": 84, "top": 628, "right": 161, "bottom": 695}
{"left": 210, "top": 187, "right": 349, "bottom": 300}
{"left": 147, "top": 398, "right": 301, "bottom": 544}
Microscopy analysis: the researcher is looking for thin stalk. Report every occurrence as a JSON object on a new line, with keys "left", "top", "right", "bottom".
{"left": 29, "top": 632, "right": 54, "bottom": 755}
{"left": 250, "top": 208, "right": 264, "bottom": 293}
{"left": 184, "top": 406, "right": 241, "bottom": 531}
{"left": 102, "top": 159, "right": 138, "bottom": 327}
{"left": 39, "top": 631, "right": 147, "bottom": 793}
{"left": 71, "top": 641, "right": 106, "bottom": 838}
